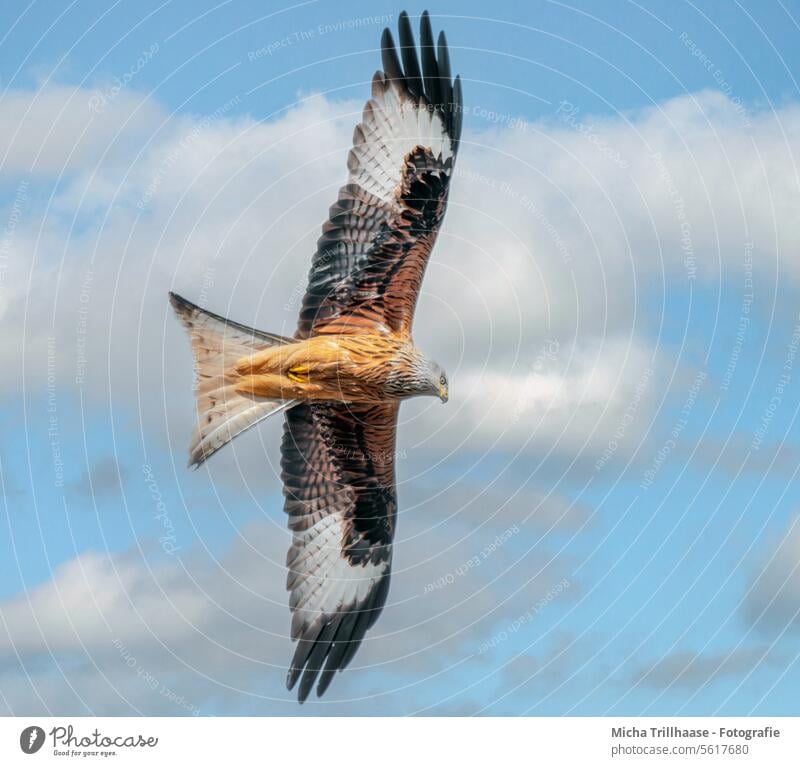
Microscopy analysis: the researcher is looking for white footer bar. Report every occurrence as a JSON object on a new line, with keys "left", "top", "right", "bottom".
{"left": 0, "top": 717, "right": 794, "bottom": 765}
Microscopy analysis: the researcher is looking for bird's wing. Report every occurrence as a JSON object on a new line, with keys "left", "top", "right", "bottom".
{"left": 281, "top": 401, "right": 399, "bottom": 702}
{"left": 296, "top": 10, "right": 463, "bottom": 338}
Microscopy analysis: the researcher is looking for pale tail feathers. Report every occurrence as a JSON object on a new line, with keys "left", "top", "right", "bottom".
{"left": 169, "top": 292, "right": 298, "bottom": 467}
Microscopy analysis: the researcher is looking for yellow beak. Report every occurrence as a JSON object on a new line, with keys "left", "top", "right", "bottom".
{"left": 439, "top": 383, "right": 449, "bottom": 403}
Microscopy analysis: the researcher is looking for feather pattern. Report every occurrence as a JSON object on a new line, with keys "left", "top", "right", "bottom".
{"left": 282, "top": 402, "right": 398, "bottom": 701}
{"left": 171, "top": 12, "right": 462, "bottom": 704}
{"left": 168, "top": 292, "right": 296, "bottom": 467}
{"left": 296, "top": 10, "right": 462, "bottom": 338}
{"left": 278, "top": 10, "right": 461, "bottom": 702}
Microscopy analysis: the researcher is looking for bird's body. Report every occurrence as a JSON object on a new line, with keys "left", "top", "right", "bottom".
{"left": 233, "top": 331, "right": 445, "bottom": 404}
{"left": 170, "top": 10, "right": 462, "bottom": 702}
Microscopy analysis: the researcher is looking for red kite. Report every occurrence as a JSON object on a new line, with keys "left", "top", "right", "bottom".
{"left": 170, "top": 10, "right": 462, "bottom": 701}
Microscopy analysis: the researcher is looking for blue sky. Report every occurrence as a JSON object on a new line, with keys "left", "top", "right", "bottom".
{"left": 2, "top": 0, "right": 800, "bottom": 716}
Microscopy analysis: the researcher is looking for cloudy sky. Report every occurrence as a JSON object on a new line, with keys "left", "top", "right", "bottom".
{"left": 2, "top": 0, "right": 800, "bottom": 715}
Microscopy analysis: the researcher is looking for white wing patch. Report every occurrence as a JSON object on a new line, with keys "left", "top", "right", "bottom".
{"left": 282, "top": 11, "right": 461, "bottom": 700}
{"left": 349, "top": 74, "right": 454, "bottom": 205}
{"left": 287, "top": 511, "right": 389, "bottom": 631}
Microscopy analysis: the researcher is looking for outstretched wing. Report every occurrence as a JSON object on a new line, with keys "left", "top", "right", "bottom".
{"left": 296, "top": 10, "right": 463, "bottom": 338}
{"left": 281, "top": 401, "right": 399, "bottom": 702}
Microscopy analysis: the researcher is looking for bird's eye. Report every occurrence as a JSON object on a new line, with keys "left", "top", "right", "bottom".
{"left": 440, "top": 375, "right": 446, "bottom": 385}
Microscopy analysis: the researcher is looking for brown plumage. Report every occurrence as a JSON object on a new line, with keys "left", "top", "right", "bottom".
{"left": 233, "top": 333, "right": 427, "bottom": 403}
{"left": 169, "top": 9, "right": 462, "bottom": 702}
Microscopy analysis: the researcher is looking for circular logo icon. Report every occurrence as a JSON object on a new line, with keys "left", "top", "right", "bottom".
{"left": 20, "top": 726, "right": 45, "bottom": 754}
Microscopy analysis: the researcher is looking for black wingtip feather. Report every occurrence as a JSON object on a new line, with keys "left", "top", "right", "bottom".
{"left": 336, "top": 607, "right": 374, "bottom": 673}
{"left": 419, "top": 11, "right": 441, "bottom": 107}
{"left": 437, "top": 30, "right": 451, "bottom": 79}
{"left": 381, "top": 11, "right": 461, "bottom": 151}
{"left": 453, "top": 75, "right": 463, "bottom": 146}
{"left": 398, "top": 11, "right": 424, "bottom": 97}
{"left": 316, "top": 613, "right": 359, "bottom": 697}
{"left": 380, "top": 28, "right": 403, "bottom": 84}
{"left": 287, "top": 622, "right": 324, "bottom": 692}
{"left": 296, "top": 621, "right": 338, "bottom": 703}
{"left": 437, "top": 31, "right": 453, "bottom": 131}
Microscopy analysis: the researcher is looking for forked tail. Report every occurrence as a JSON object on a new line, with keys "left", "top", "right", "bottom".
{"left": 169, "top": 292, "right": 296, "bottom": 467}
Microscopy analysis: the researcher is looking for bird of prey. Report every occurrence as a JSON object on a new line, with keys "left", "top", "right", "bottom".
{"left": 169, "top": 10, "right": 462, "bottom": 702}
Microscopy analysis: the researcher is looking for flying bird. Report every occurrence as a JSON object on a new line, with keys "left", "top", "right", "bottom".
{"left": 169, "top": 10, "right": 462, "bottom": 702}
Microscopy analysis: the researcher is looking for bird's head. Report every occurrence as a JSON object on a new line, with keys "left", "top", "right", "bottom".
{"left": 427, "top": 360, "right": 449, "bottom": 403}
{"left": 390, "top": 348, "right": 449, "bottom": 403}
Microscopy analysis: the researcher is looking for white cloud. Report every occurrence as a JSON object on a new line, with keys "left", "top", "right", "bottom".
{"left": 0, "top": 86, "right": 164, "bottom": 175}
{"left": 447, "top": 336, "right": 657, "bottom": 457}
{"left": 5, "top": 79, "right": 800, "bottom": 714}
{"left": 3, "top": 84, "right": 798, "bottom": 468}
{"left": 0, "top": 487, "right": 580, "bottom": 714}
